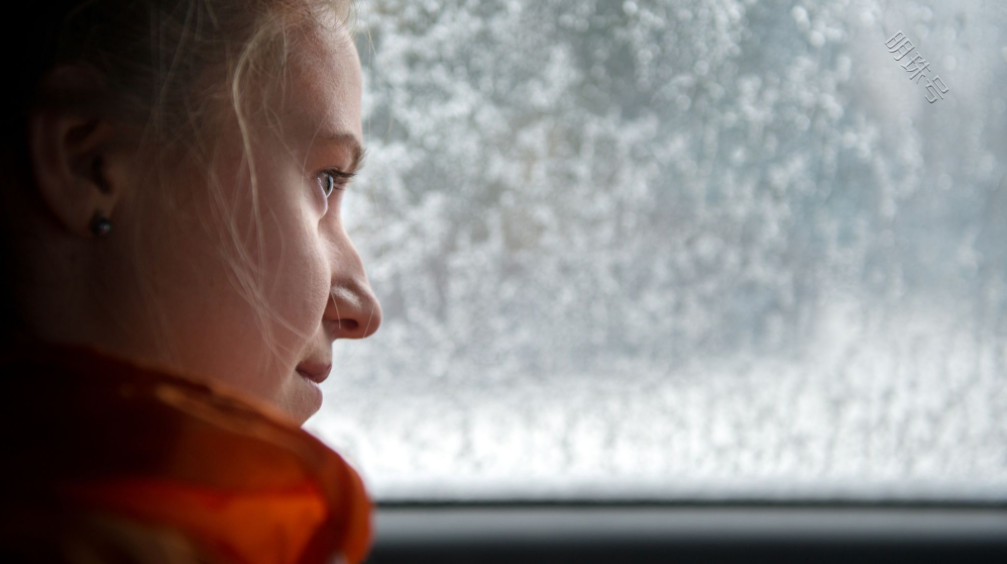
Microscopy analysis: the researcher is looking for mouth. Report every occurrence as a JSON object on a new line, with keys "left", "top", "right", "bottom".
{"left": 296, "top": 362, "right": 332, "bottom": 384}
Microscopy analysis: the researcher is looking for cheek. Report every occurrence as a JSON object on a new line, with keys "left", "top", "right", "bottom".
{"left": 258, "top": 181, "right": 332, "bottom": 350}
{"left": 215, "top": 131, "right": 333, "bottom": 368}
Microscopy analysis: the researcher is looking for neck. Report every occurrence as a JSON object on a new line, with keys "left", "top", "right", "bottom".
{"left": 6, "top": 226, "right": 170, "bottom": 370}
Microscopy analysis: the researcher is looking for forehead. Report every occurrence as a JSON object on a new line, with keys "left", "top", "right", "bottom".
{"left": 276, "top": 21, "right": 363, "bottom": 148}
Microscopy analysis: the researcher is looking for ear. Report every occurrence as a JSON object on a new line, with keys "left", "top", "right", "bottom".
{"left": 27, "top": 66, "right": 131, "bottom": 239}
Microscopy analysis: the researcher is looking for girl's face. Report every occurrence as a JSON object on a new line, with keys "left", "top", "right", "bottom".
{"left": 129, "top": 20, "right": 381, "bottom": 425}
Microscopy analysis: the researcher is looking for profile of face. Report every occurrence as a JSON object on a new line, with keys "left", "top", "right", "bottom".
{"left": 24, "top": 16, "right": 381, "bottom": 425}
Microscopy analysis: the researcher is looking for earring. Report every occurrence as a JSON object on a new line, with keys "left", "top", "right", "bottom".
{"left": 89, "top": 211, "right": 111, "bottom": 237}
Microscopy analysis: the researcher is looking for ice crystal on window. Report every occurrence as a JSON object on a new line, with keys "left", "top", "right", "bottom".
{"left": 307, "top": 0, "right": 1007, "bottom": 502}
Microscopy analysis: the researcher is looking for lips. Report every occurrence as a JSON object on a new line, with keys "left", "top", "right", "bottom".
{"left": 296, "top": 361, "right": 332, "bottom": 383}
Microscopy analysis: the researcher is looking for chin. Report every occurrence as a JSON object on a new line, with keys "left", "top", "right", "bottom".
{"left": 282, "top": 377, "right": 324, "bottom": 426}
{"left": 279, "top": 399, "right": 317, "bottom": 427}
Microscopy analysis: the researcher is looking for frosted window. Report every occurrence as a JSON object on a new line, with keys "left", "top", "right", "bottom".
{"left": 305, "top": 0, "right": 1007, "bottom": 502}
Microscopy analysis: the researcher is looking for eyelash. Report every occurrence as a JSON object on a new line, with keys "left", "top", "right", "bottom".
{"left": 318, "top": 168, "right": 355, "bottom": 199}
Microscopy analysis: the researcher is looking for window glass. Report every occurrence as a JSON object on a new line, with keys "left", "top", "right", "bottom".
{"left": 306, "top": 0, "right": 1007, "bottom": 502}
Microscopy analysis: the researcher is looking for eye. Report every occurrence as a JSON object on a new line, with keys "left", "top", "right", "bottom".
{"left": 317, "top": 168, "right": 355, "bottom": 199}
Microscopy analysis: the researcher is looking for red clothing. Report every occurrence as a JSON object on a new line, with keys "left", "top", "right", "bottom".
{"left": 0, "top": 336, "right": 373, "bottom": 564}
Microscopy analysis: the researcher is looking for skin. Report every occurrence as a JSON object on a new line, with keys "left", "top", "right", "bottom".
{"left": 14, "top": 17, "right": 381, "bottom": 426}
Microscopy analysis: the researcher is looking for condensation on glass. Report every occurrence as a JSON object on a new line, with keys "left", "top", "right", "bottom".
{"left": 305, "top": 0, "right": 1007, "bottom": 503}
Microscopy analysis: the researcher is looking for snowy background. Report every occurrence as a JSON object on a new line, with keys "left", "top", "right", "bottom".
{"left": 305, "top": 0, "right": 1007, "bottom": 502}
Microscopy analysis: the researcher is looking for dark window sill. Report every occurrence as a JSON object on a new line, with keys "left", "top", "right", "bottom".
{"left": 367, "top": 502, "right": 1007, "bottom": 563}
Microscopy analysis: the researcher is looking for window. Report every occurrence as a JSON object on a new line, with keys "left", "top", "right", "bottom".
{"left": 306, "top": 0, "right": 1007, "bottom": 504}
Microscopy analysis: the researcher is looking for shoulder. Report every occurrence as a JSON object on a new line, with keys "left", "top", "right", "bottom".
{"left": 0, "top": 337, "right": 374, "bottom": 564}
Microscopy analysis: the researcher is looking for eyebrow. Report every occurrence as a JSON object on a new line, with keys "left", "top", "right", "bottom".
{"left": 318, "top": 132, "right": 367, "bottom": 173}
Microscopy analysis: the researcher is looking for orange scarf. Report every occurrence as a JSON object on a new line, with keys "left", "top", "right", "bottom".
{"left": 0, "top": 337, "right": 373, "bottom": 564}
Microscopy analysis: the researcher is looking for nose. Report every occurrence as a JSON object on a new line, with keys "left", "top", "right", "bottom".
{"left": 323, "top": 244, "right": 382, "bottom": 340}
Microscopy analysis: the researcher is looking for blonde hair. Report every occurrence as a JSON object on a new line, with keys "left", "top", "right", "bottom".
{"left": 3, "top": 0, "right": 357, "bottom": 378}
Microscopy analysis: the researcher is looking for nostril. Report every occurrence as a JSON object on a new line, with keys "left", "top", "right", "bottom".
{"left": 326, "top": 281, "right": 381, "bottom": 338}
{"left": 334, "top": 319, "right": 359, "bottom": 332}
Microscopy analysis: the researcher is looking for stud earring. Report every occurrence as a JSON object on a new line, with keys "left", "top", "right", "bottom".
{"left": 90, "top": 211, "right": 111, "bottom": 237}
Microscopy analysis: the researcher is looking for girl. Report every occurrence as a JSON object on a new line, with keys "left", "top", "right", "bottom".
{"left": 0, "top": 1, "right": 382, "bottom": 562}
